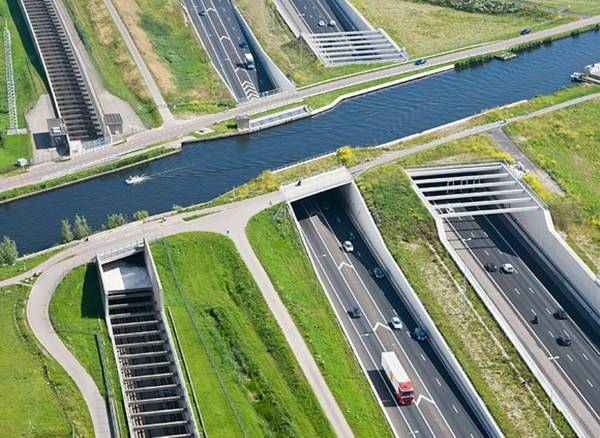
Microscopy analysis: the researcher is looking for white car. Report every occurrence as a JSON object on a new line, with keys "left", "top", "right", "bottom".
{"left": 342, "top": 240, "right": 354, "bottom": 252}
{"left": 390, "top": 316, "right": 403, "bottom": 330}
{"left": 328, "top": 19, "right": 336, "bottom": 27}
{"left": 318, "top": 20, "right": 326, "bottom": 27}
{"left": 501, "top": 263, "right": 515, "bottom": 274}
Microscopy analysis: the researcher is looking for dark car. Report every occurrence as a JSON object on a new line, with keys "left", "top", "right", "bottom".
{"left": 484, "top": 263, "right": 498, "bottom": 273}
{"left": 554, "top": 309, "right": 568, "bottom": 320}
{"left": 520, "top": 28, "right": 531, "bottom": 35}
{"left": 414, "top": 59, "right": 427, "bottom": 66}
{"left": 557, "top": 334, "right": 572, "bottom": 346}
{"left": 348, "top": 307, "right": 361, "bottom": 319}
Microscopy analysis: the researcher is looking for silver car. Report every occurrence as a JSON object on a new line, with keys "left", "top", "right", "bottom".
{"left": 390, "top": 316, "right": 403, "bottom": 330}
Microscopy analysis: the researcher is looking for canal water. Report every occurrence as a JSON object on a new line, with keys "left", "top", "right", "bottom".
{"left": 2, "top": 31, "right": 599, "bottom": 254}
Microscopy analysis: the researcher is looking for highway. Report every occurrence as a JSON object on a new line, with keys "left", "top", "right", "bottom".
{"left": 293, "top": 189, "right": 486, "bottom": 438}
{"left": 185, "top": 0, "right": 274, "bottom": 101}
{"left": 288, "top": 0, "right": 354, "bottom": 33}
{"left": 447, "top": 212, "right": 600, "bottom": 429}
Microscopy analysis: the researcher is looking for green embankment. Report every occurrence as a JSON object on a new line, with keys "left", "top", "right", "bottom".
{"left": 356, "top": 135, "right": 574, "bottom": 437}
{"left": 151, "top": 232, "right": 334, "bottom": 438}
{"left": 0, "top": 284, "right": 93, "bottom": 437}
{"left": 113, "top": 0, "right": 234, "bottom": 114}
{"left": 61, "top": 0, "right": 161, "bottom": 127}
{"left": 50, "top": 265, "right": 129, "bottom": 437}
{"left": 0, "top": 247, "right": 63, "bottom": 281}
{"left": 0, "top": 2, "right": 45, "bottom": 174}
{"left": 505, "top": 98, "right": 600, "bottom": 272}
{"left": 247, "top": 205, "right": 393, "bottom": 437}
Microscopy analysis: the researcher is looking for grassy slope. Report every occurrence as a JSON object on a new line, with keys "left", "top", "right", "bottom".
{"left": 0, "top": 2, "right": 45, "bottom": 173}
{"left": 505, "top": 99, "right": 600, "bottom": 272}
{"left": 531, "top": 0, "right": 600, "bottom": 15}
{"left": 50, "top": 265, "right": 129, "bottom": 437}
{"left": 151, "top": 232, "right": 333, "bottom": 437}
{"left": 235, "top": 0, "right": 384, "bottom": 86}
{"left": 0, "top": 284, "right": 93, "bottom": 436}
{"left": 113, "top": 0, "right": 233, "bottom": 114}
{"left": 0, "top": 247, "right": 63, "bottom": 281}
{"left": 61, "top": 0, "right": 161, "bottom": 127}
{"left": 351, "top": 0, "right": 559, "bottom": 57}
{"left": 247, "top": 205, "right": 393, "bottom": 437}
{"left": 356, "top": 135, "right": 573, "bottom": 437}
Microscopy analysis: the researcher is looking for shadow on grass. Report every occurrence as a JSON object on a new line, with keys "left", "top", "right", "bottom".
{"left": 80, "top": 264, "right": 103, "bottom": 319}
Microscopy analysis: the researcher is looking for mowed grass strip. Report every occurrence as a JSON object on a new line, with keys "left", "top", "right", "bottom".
{"left": 61, "top": 0, "right": 161, "bottom": 127}
{"left": 113, "top": 0, "right": 234, "bottom": 114}
{"left": 356, "top": 136, "right": 574, "bottom": 437}
{"left": 0, "top": 247, "right": 63, "bottom": 281}
{"left": 505, "top": 98, "right": 600, "bottom": 272}
{"left": 151, "top": 232, "right": 334, "bottom": 438}
{"left": 247, "top": 205, "right": 393, "bottom": 438}
{"left": 50, "top": 265, "right": 129, "bottom": 437}
{"left": 350, "top": 0, "right": 559, "bottom": 57}
{"left": 0, "top": 285, "right": 93, "bottom": 437}
{"left": 0, "top": 134, "right": 33, "bottom": 175}
{"left": 235, "top": 0, "right": 385, "bottom": 86}
{"left": 530, "top": 0, "right": 600, "bottom": 15}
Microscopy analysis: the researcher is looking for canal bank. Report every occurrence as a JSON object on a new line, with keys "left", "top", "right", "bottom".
{"left": 1, "top": 31, "right": 599, "bottom": 254}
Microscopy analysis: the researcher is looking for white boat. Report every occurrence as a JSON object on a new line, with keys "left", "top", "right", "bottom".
{"left": 570, "top": 72, "right": 584, "bottom": 82}
{"left": 125, "top": 175, "right": 147, "bottom": 185}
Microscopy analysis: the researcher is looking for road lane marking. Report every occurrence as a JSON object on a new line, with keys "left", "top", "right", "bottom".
{"left": 587, "top": 379, "right": 594, "bottom": 388}
{"left": 566, "top": 354, "right": 573, "bottom": 362}
{"left": 582, "top": 352, "right": 589, "bottom": 361}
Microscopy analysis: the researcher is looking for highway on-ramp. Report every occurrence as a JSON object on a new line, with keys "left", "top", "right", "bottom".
{"left": 293, "top": 190, "right": 486, "bottom": 438}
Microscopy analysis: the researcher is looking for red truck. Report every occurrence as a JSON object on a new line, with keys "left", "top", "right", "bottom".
{"left": 381, "top": 351, "right": 415, "bottom": 405}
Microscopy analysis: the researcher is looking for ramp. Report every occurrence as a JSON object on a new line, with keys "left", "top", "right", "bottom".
{"left": 18, "top": 0, "right": 105, "bottom": 146}
{"left": 97, "top": 242, "right": 199, "bottom": 438}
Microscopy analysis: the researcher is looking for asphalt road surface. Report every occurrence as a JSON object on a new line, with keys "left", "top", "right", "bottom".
{"left": 293, "top": 189, "right": 486, "bottom": 438}
{"left": 288, "top": 0, "right": 356, "bottom": 33}
{"left": 185, "top": 0, "right": 273, "bottom": 101}
{"left": 448, "top": 212, "right": 600, "bottom": 424}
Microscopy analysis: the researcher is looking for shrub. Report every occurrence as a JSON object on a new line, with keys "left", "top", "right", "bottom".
{"left": 336, "top": 146, "right": 356, "bottom": 166}
{"left": 0, "top": 236, "right": 19, "bottom": 266}
{"left": 105, "top": 213, "right": 128, "bottom": 229}
{"left": 73, "top": 215, "right": 92, "bottom": 240}
{"left": 61, "top": 219, "right": 74, "bottom": 243}
{"left": 133, "top": 210, "right": 149, "bottom": 221}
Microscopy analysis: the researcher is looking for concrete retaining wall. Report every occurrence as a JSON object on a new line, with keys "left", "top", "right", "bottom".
{"left": 273, "top": 0, "right": 304, "bottom": 37}
{"left": 333, "top": 0, "right": 372, "bottom": 31}
{"left": 338, "top": 182, "right": 503, "bottom": 438}
{"left": 510, "top": 209, "right": 600, "bottom": 325}
{"left": 232, "top": 2, "right": 295, "bottom": 92}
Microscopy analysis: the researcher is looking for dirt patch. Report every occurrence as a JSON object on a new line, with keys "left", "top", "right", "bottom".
{"left": 112, "top": 0, "right": 175, "bottom": 93}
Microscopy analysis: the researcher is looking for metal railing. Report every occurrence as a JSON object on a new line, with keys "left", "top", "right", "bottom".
{"left": 4, "top": 21, "right": 18, "bottom": 132}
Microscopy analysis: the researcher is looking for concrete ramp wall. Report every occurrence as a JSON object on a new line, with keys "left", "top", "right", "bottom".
{"left": 510, "top": 209, "right": 600, "bottom": 325}
{"left": 338, "top": 182, "right": 503, "bottom": 438}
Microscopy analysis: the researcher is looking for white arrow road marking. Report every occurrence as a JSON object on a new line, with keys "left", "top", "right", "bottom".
{"left": 372, "top": 322, "right": 393, "bottom": 334}
{"left": 415, "top": 394, "right": 436, "bottom": 406}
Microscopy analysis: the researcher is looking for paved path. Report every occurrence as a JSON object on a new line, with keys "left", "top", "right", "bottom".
{"left": 4, "top": 87, "right": 600, "bottom": 438}
{"left": 102, "top": 0, "right": 174, "bottom": 123}
{"left": 488, "top": 128, "right": 565, "bottom": 195}
{"left": 1, "top": 15, "right": 599, "bottom": 193}
{"left": 6, "top": 191, "right": 353, "bottom": 438}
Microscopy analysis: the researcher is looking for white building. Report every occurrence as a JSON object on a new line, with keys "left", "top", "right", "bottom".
{"left": 584, "top": 63, "right": 600, "bottom": 79}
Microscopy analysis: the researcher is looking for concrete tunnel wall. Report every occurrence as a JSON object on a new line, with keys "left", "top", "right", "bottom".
{"left": 331, "top": 0, "right": 373, "bottom": 31}
{"left": 337, "top": 182, "right": 503, "bottom": 438}
{"left": 510, "top": 208, "right": 600, "bottom": 325}
{"left": 232, "top": 2, "right": 295, "bottom": 92}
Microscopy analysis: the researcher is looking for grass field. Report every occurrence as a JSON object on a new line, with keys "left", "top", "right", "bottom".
{"left": 0, "top": 247, "right": 63, "bottom": 281}
{"left": 61, "top": 0, "right": 161, "bottom": 127}
{"left": 50, "top": 265, "right": 129, "bottom": 437}
{"left": 356, "top": 135, "right": 574, "bottom": 437}
{"left": 151, "top": 232, "right": 334, "bottom": 438}
{"left": 235, "top": 0, "right": 384, "bottom": 86}
{"left": 0, "top": 3, "right": 46, "bottom": 172}
{"left": 531, "top": 0, "right": 600, "bottom": 15}
{"left": 112, "top": 0, "right": 234, "bottom": 114}
{"left": 505, "top": 98, "right": 600, "bottom": 272}
{"left": 247, "top": 205, "right": 393, "bottom": 437}
{"left": 350, "top": 0, "right": 563, "bottom": 57}
{"left": 0, "top": 284, "right": 93, "bottom": 437}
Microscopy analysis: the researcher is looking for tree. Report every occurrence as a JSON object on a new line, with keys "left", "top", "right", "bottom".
{"left": 105, "top": 213, "right": 127, "bottom": 229}
{"left": 73, "top": 215, "right": 92, "bottom": 240}
{"left": 133, "top": 210, "right": 149, "bottom": 221}
{"left": 61, "top": 219, "right": 74, "bottom": 243}
{"left": 0, "top": 236, "right": 18, "bottom": 266}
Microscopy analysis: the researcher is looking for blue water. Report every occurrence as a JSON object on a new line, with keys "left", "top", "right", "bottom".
{"left": 2, "top": 31, "right": 599, "bottom": 253}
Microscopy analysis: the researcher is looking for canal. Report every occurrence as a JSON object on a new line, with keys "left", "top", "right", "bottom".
{"left": 2, "top": 31, "right": 599, "bottom": 254}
